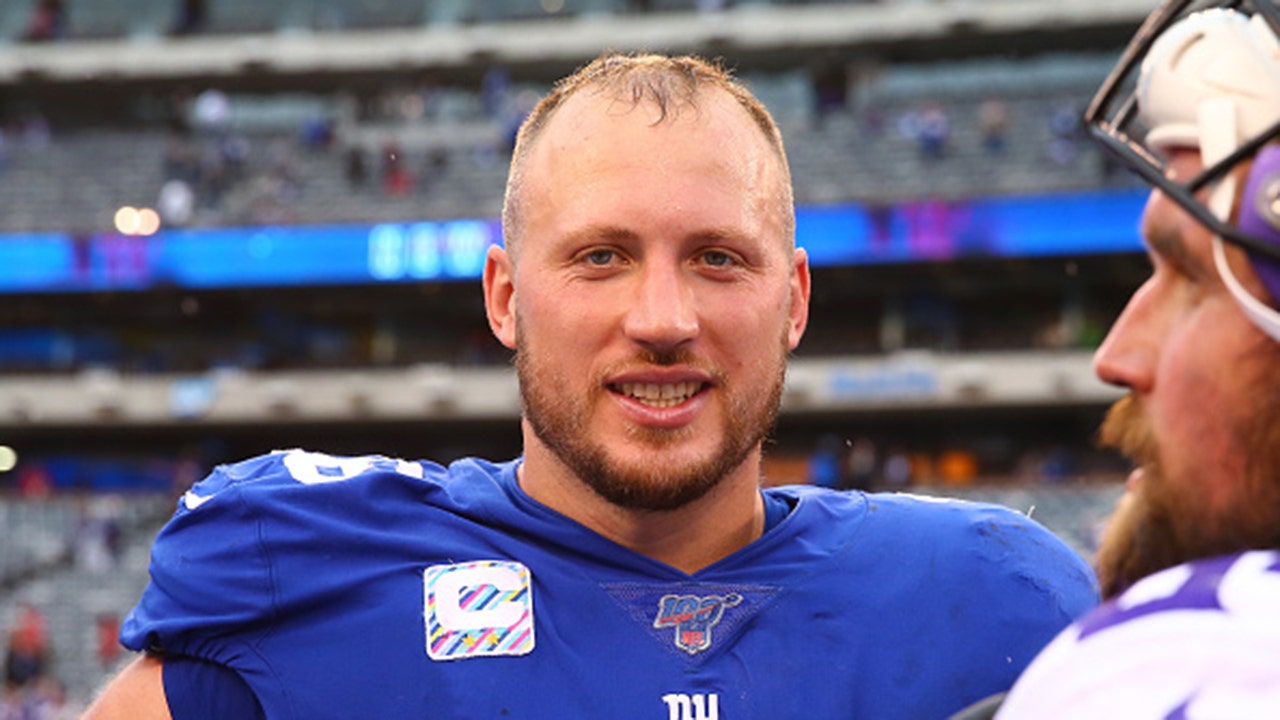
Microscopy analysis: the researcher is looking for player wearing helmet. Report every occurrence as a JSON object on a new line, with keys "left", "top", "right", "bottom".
{"left": 994, "top": 1, "right": 1280, "bottom": 717}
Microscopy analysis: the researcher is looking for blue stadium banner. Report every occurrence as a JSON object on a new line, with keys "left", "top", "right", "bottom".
{"left": 0, "top": 190, "right": 1146, "bottom": 294}
{"left": 796, "top": 187, "right": 1147, "bottom": 266}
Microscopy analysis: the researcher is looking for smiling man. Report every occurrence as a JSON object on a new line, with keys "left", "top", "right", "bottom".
{"left": 84, "top": 54, "right": 1096, "bottom": 720}
{"left": 487, "top": 60, "right": 806, "bottom": 572}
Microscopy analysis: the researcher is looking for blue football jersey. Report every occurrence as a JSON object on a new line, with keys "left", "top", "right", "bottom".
{"left": 122, "top": 449, "right": 1098, "bottom": 720}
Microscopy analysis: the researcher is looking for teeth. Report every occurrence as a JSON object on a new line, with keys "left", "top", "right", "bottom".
{"left": 617, "top": 381, "right": 701, "bottom": 408}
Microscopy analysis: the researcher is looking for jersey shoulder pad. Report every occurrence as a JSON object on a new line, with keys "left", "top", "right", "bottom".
{"left": 122, "top": 449, "right": 440, "bottom": 655}
{"left": 178, "top": 449, "right": 432, "bottom": 512}
{"left": 868, "top": 491, "right": 1098, "bottom": 614}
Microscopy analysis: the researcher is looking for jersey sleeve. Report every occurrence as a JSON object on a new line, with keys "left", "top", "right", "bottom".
{"left": 956, "top": 500, "right": 1098, "bottom": 712}
{"left": 164, "top": 655, "right": 267, "bottom": 720}
{"left": 120, "top": 452, "right": 291, "bottom": 660}
{"left": 121, "top": 449, "right": 435, "bottom": 665}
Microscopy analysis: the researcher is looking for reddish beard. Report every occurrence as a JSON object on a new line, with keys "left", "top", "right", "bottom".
{"left": 1094, "top": 394, "right": 1280, "bottom": 600}
{"left": 515, "top": 340, "right": 786, "bottom": 512}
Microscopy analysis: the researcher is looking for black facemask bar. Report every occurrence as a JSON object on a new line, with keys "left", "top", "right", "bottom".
{"left": 1084, "top": 0, "right": 1280, "bottom": 263}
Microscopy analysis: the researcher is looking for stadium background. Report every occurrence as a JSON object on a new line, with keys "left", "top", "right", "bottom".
{"left": 0, "top": 0, "right": 1150, "bottom": 713}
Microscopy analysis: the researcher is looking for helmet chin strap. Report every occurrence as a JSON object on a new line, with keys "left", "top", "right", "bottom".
{"left": 1199, "top": 97, "right": 1280, "bottom": 342}
{"left": 1212, "top": 236, "right": 1280, "bottom": 341}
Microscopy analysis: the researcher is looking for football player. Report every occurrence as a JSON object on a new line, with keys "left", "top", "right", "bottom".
{"left": 996, "top": 1, "right": 1280, "bottom": 717}
{"left": 84, "top": 53, "right": 1097, "bottom": 720}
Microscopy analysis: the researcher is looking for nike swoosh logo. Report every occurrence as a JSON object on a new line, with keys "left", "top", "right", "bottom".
{"left": 183, "top": 491, "right": 215, "bottom": 510}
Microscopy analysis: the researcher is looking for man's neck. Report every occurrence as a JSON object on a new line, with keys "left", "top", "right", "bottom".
{"left": 517, "top": 440, "right": 766, "bottom": 575}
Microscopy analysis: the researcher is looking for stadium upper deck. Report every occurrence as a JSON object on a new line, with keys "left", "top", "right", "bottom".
{"left": 0, "top": 0, "right": 1150, "bottom": 428}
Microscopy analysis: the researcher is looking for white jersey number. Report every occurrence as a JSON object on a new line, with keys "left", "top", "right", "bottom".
{"left": 282, "top": 449, "right": 424, "bottom": 485}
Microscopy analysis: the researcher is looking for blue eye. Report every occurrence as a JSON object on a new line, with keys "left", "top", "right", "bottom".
{"left": 701, "top": 251, "right": 734, "bottom": 267}
{"left": 585, "top": 249, "right": 615, "bottom": 265}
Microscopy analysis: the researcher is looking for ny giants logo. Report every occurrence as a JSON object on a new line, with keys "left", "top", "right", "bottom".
{"left": 661, "top": 693, "right": 720, "bottom": 720}
{"left": 652, "top": 592, "right": 742, "bottom": 655}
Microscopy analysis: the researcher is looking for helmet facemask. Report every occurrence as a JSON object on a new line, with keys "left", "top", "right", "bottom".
{"left": 1087, "top": 0, "right": 1280, "bottom": 340}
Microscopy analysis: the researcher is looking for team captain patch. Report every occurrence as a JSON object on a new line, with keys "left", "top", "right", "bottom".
{"left": 424, "top": 560, "right": 535, "bottom": 661}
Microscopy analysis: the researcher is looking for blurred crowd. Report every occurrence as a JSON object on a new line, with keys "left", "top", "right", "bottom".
{"left": 3, "top": 602, "right": 83, "bottom": 720}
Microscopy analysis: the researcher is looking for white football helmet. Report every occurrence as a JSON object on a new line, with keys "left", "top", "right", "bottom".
{"left": 1087, "top": 0, "right": 1280, "bottom": 341}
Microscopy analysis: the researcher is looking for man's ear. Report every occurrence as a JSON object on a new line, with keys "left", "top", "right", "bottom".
{"left": 787, "top": 247, "right": 811, "bottom": 351}
{"left": 483, "top": 244, "right": 517, "bottom": 349}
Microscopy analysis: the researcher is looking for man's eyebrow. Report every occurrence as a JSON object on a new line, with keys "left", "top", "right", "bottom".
{"left": 560, "top": 225, "right": 750, "bottom": 247}
{"left": 560, "top": 224, "right": 639, "bottom": 246}
{"left": 685, "top": 228, "right": 748, "bottom": 245}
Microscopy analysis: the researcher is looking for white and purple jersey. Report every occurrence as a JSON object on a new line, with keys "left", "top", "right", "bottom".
{"left": 123, "top": 449, "right": 1098, "bottom": 719}
{"left": 998, "top": 550, "right": 1280, "bottom": 719}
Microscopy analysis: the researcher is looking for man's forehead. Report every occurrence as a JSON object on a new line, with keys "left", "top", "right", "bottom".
{"left": 524, "top": 84, "right": 782, "bottom": 195}
{"left": 542, "top": 83, "right": 743, "bottom": 141}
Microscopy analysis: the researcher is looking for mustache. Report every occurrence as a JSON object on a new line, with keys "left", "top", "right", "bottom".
{"left": 600, "top": 349, "right": 727, "bottom": 382}
{"left": 636, "top": 349, "right": 698, "bottom": 367}
{"left": 1098, "top": 395, "right": 1160, "bottom": 468}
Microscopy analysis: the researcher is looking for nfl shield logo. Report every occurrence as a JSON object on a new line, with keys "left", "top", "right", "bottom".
{"left": 653, "top": 593, "right": 742, "bottom": 655}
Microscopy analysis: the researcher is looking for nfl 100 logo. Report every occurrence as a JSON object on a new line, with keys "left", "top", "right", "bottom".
{"left": 652, "top": 592, "right": 743, "bottom": 655}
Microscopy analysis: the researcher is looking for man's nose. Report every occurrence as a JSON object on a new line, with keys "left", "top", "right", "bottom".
{"left": 1092, "top": 281, "right": 1159, "bottom": 394}
{"left": 622, "top": 263, "right": 700, "bottom": 352}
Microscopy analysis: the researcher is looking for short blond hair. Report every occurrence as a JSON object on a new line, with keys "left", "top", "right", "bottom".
{"left": 501, "top": 52, "right": 794, "bottom": 254}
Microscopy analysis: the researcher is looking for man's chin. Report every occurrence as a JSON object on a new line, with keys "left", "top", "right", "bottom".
{"left": 1094, "top": 483, "right": 1189, "bottom": 600}
{"left": 1094, "top": 490, "right": 1146, "bottom": 599}
{"left": 582, "top": 463, "right": 723, "bottom": 512}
